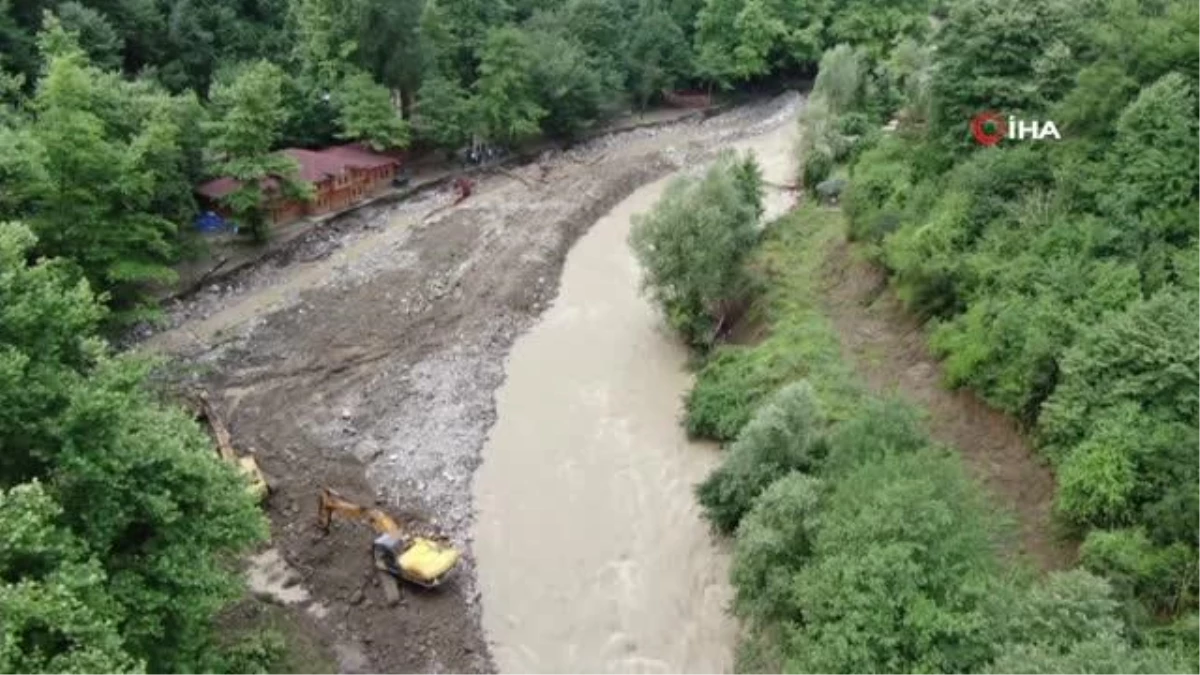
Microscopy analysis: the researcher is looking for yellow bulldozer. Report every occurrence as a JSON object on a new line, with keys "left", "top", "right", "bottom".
{"left": 192, "top": 391, "right": 270, "bottom": 502}
{"left": 317, "top": 488, "right": 461, "bottom": 601}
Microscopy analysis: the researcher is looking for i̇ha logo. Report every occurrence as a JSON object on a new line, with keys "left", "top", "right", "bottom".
{"left": 970, "top": 111, "right": 1061, "bottom": 146}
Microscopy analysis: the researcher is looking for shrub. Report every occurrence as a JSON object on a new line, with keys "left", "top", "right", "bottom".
{"left": 843, "top": 135, "right": 912, "bottom": 242}
{"left": 801, "top": 148, "right": 832, "bottom": 193}
{"left": 685, "top": 206, "right": 861, "bottom": 441}
{"left": 731, "top": 473, "right": 823, "bottom": 623}
{"left": 821, "top": 396, "right": 927, "bottom": 476}
{"left": 785, "top": 448, "right": 1002, "bottom": 673}
{"left": 629, "top": 150, "right": 763, "bottom": 348}
{"left": 1081, "top": 528, "right": 1199, "bottom": 617}
{"left": 1054, "top": 412, "right": 1140, "bottom": 526}
{"left": 685, "top": 346, "right": 777, "bottom": 442}
{"left": 987, "top": 634, "right": 1191, "bottom": 674}
{"left": 1040, "top": 291, "right": 1199, "bottom": 542}
{"left": 994, "top": 570, "right": 1126, "bottom": 653}
{"left": 812, "top": 44, "right": 863, "bottom": 115}
{"left": 696, "top": 381, "right": 826, "bottom": 534}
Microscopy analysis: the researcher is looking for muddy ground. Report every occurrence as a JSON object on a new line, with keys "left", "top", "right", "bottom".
{"left": 142, "top": 94, "right": 802, "bottom": 674}
{"left": 818, "top": 235, "right": 1078, "bottom": 572}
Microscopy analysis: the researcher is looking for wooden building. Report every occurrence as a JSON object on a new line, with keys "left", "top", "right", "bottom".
{"left": 197, "top": 144, "right": 404, "bottom": 228}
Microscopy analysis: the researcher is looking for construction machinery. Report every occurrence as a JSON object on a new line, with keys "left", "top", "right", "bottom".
{"left": 192, "top": 391, "right": 270, "bottom": 502}
{"left": 316, "top": 488, "right": 461, "bottom": 600}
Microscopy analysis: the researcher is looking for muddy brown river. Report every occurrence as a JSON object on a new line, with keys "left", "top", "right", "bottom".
{"left": 472, "top": 119, "right": 796, "bottom": 674}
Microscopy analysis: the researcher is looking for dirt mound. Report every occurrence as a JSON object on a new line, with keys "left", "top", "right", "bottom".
{"left": 819, "top": 233, "right": 1077, "bottom": 572}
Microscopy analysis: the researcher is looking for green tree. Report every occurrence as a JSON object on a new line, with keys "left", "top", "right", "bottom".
{"left": 730, "top": 472, "right": 822, "bottom": 623}
{"left": 5, "top": 18, "right": 187, "bottom": 320}
{"left": 629, "top": 150, "right": 763, "bottom": 346}
{"left": 54, "top": 2, "right": 121, "bottom": 71}
{"left": 527, "top": 29, "right": 609, "bottom": 138}
{"left": 1101, "top": 71, "right": 1199, "bottom": 288}
{"left": 335, "top": 70, "right": 410, "bottom": 150}
{"left": 288, "top": 0, "right": 358, "bottom": 90}
{"left": 353, "top": 0, "right": 423, "bottom": 114}
{"left": 927, "top": 0, "right": 1085, "bottom": 149}
{"left": 697, "top": 381, "right": 826, "bottom": 533}
{"left": 786, "top": 449, "right": 1002, "bottom": 673}
{"left": 693, "top": 0, "right": 826, "bottom": 86}
{"left": 413, "top": 73, "right": 473, "bottom": 148}
{"left": 826, "top": 0, "right": 929, "bottom": 59}
{"left": 420, "top": 0, "right": 513, "bottom": 86}
{"left": 624, "top": 5, "right": 692, "bottom": 109}
{"left": 205, "top": 60, "right": 309, "bottom": 242}
{"left": 0, "top": 481, "right": 141, "bottom": 674}
{"left": 472, "top": 26, "right": 545, "bottom": 144}
{"left": 989, "top": 634, "right": 1192, "bottom": 674}
{"left": 0, "top": 221, "right": 268, "bottom": 671}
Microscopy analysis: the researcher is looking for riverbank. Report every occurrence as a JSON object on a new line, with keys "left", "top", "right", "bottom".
{"left": 684, "top": 200, "right": 1087, "bottom": 671}
{"left": 142, "top": 94, "right": 802, "bottom": 673}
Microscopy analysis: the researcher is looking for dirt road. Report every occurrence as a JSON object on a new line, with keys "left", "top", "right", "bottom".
{"left": 819, "top": 237, "right": 1077, "bottom": 572}
{"left": 142, "top": 94, "right": 802, "bottom": 673}
{"left": 471, "top": 116, "right": 797, "bottom": 673}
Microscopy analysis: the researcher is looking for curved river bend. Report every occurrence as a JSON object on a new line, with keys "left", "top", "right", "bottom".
{"left": 472, "top": 117, "right": 796, "bottom": 674}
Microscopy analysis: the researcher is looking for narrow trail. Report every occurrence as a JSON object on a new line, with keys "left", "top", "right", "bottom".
{"left": 818, "top": 235, "right": 1077, "bottom": 572}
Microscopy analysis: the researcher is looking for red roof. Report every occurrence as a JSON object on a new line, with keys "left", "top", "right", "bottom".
{"left": 197, "top": 144, "right": 403, "bottom": 200}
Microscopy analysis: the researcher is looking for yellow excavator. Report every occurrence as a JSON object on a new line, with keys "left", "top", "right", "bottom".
{"left": 192, "top": 391, "right": 270, "bottom": 502}
{"left": 316, "top": 488, "right": 461, "bottom": 600}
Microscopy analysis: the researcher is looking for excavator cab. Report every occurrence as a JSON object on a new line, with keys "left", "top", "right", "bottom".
{"left": 372, "top": 533, "right": 460, "bottom": 588}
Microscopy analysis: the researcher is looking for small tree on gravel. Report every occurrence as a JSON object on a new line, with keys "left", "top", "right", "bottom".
{"left": 629, "top": 149, "right": 763, "bottom": 348}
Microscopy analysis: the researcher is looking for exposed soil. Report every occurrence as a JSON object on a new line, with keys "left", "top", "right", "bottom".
{"left": 140, "top": 94, "right": 802, "bottom": 674}
{"left": 818, "top": 232, "right": 1078, "bottom": 572}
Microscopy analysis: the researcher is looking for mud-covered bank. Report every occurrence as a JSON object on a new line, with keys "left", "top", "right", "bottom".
{"left": 146, "top": 93, "right": 802, "bottom": 673}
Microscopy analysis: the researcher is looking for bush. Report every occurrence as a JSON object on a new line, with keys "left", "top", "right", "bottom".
{"left": 994, "top": 570, "right": 1126, "bottom": 653}
{"left": 837, "top": 111, "right": 871, "bottom": 136}
{"left": 1054, "top": 413, "right": 1140, "bottom": 526}
{"left": 731, "top": 473, "right": 823, "bottom": 623}
{"left": 685, "top": 346, "right": 778, "bottom": 442}
{"left": 629, "top": 150, "right": 763, "bottom": 348}
{"left": 987, "top": 634, "right": 1191, "bottom": 674}
{"left": 811, "top": 44, "right": 863, "bottom": 115}
{"left": 785, "top": 448, "right": 1002, "bottom": 673}
{"left": 696, "top": 381, "right": 826, "bottom": 534}
{"left": 801, "top": 148, "right": 832, "bottom": 193}
{"left": 843, "top": 135, "right": 912, "bottom": 242}
{"left": 218, "top": 630, "right": 289, "bottom": 674}
{"left": 821, "top": 396, "right": 927, "bottom": 476}
{"left": 1081, "top": 528, "right": 1199, "bottom": 617}
{"left": 685, "top": 206, "right": 861, "bottom": 441}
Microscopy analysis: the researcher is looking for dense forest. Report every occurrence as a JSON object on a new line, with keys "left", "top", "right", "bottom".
{"left": 0, "top": 0, "right": 926, "bottom": 323}
{"left": 631, "top": 0, "right": 1198, "bottom": 672}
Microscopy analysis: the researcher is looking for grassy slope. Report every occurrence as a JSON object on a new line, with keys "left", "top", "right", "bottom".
{"left": 685, "top": 202, "right": 861, "bottom": 441}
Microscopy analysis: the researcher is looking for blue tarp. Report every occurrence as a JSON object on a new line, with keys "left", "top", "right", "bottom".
{"left": 192, "top": 211, "right": 237, "bottom": 234}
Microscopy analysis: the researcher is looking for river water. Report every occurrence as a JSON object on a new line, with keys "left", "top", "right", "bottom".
{"left": 472, "top": 117, "right": 796, "bottom": 674}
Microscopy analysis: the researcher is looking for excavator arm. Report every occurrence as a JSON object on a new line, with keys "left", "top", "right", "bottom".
{"left": 316, "top": 487, "right": 404, "bottom": 538}
{"left": 316, "top": 488, "right": 461, "bottom": 594}
{"left": 190, "top": 390, "right": 270, "bottom": 502}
